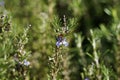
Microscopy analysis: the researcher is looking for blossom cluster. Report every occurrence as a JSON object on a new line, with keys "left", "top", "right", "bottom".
{"left": 14, "top": 54, "right": 30, "bottom": 66}
{"left": 56, "top": 34, "right": 68, "bottom": 47}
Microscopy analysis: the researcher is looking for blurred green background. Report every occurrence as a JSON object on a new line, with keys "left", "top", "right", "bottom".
{"left": 0, "top": 0, "right": 120, "bottom": 80}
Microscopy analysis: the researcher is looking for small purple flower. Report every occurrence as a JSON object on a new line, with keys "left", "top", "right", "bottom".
{"left": 23, "top": 59, "right": 30, "bottom": 66}
{"left": 56, "top": 38, "right": 68, "bottom": 47}
{"left": 85, "top": 77, "right": 89, "bottom": 80}
{"left": 56, "top": 41, "right": 62, "bottom": 47}
{"left": 62, "top": 38, "right": 69, "bottom": 46}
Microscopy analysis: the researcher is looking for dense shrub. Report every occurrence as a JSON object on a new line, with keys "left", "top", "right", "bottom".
{"left": 0, "top": 0, "right": 120, "bottom": 80}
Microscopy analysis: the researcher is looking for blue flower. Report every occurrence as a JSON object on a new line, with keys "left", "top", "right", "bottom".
{"left": 23, "top": 59, "right": 30, "bottom": 66}
{"left": 56, "top": 38, "right": 68, "bottom": 47}
{"left": 62, "top": 38, "right": 69, "bottom": 46}
{"left": 56, "top": 41, "right": 62, "bottom": 47}
{"left": 85, "top": 78, "right": 89, "bottom": 80}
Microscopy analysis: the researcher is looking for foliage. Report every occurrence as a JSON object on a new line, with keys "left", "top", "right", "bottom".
{"left": 0, "top": 0, "right": 120, "bottom": 80}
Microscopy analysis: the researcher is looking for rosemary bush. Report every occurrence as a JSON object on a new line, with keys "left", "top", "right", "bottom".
{"left": 0, "top": 0, "right": 120, "bottom": 80}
